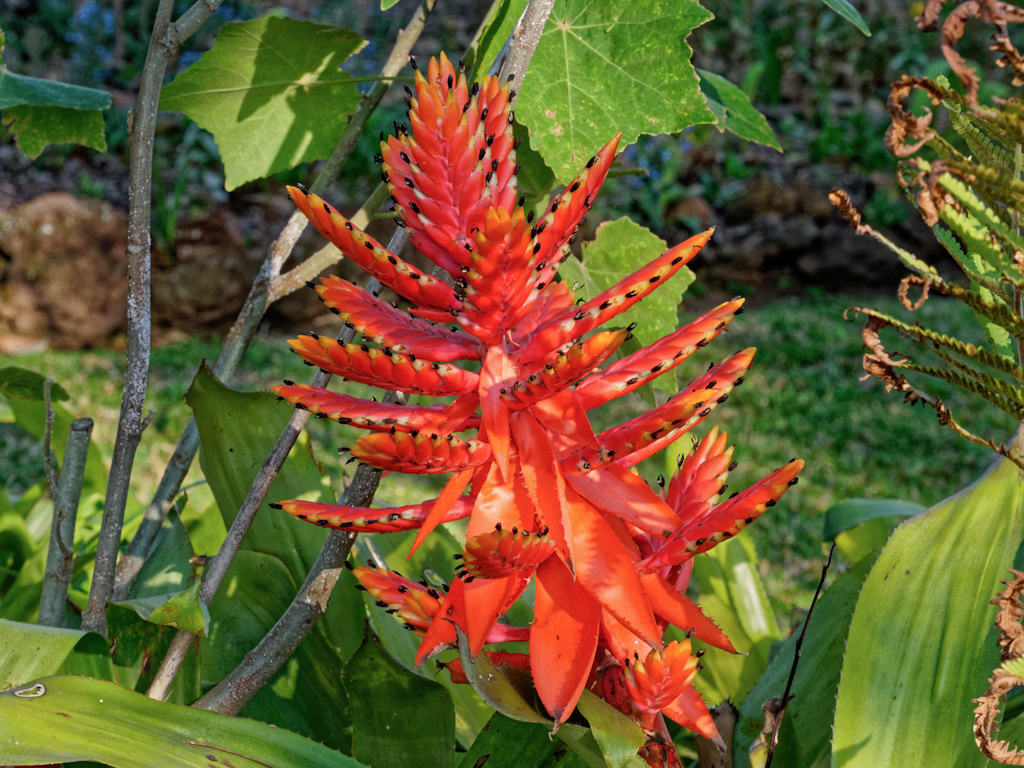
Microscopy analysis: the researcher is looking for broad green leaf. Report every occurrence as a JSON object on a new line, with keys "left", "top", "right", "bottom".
{"left": 688, "top": 535, "right": 781, "bottom": 705}
{"left": 126, "top": 495, "right": 195, "bottom": 603}
{"left": 696, "top": 69, "right": 780, "bottom": 151}
{"left": 518, "top": 0, "right": 714, "bottom": 182}
{"left": 106, "top": 603, "right": 202, "bottom": 705}
{"left": 576, "top": 690, "right": 647, "bottom": 768}
{"left": 356, "top": 529, "right": 497, "bottom": 747}
{"left": 823, "top": 498, "right": 923, "bottom": 565}
{"left": 380, "top": 0, "right": 400, "bottom": 8}
{"left": 821, "top": 0, "right": 871, "bottom": 36}
{"left": 343, "top": 638, "right": 455, "bottom": 768}
{"left": 833, "top": 457, "right": 1024, "bottom": 768}
{"left": 0, "top": 70, "right": 110, "bottom": 110}
{"left": 0, "top": 620, "right": 112, "bottom": 690}
{"left": 1, "top": 104, "right": 106, "bottom": 157}
{"left": 513, "top": 120, "right": 556, "bottom": 210}
{"left": 559, "top": 218, "right": 694, "bottom": 396}
{"left": 0, "top": 514, "right": 33, "bottom": 597}
{"left": 822, "top": 498, "right": 926, "bottom": 540}
{"left": 733, "top": 551, "right": 878, "bottom": 768}
{"left": 187, "top": 366, "right": 364, "bottom": 747}
{"left": 457, "top": 713, "right": 592, "bottom": 768}
{"left": 160, "top": 18, "right": 366, "bottom": 190}
{"left": 0, "top": 368, "right": 69, "bottom": 402}
{"left": 0, "top": 675, "right": 368, "bottom": 767}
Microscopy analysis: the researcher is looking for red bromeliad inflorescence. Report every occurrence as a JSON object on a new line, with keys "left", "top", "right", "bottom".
{"left": 272, "top": 53, "right": 803, "bottom": 756}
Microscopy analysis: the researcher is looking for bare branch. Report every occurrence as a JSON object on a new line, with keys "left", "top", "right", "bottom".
{"left": 38, "top": 418, "right": 94, "bottom": 627}
{"left": 113, "top": 1, "right": 434, "bottom": 599}
{"left": 42, "top": 379, "right": 59, "bottom": 494}
{"left": 497, "top": 0, "right": 556, "bottom": 102}
{"left": 81, "top": 0, "right": 177, "bottom": 635}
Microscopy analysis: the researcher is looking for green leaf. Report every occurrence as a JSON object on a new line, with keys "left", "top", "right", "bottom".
{"left": 0, "top": 514, "right": 34, "bottom": 598}
{"left": 0, "top": 368, "right": 69, "bottom": 402}
{"left": 454, "top": 623, "right": 550, "bottom": 724}
{"left": 688, "top": 535, "right": 781, "bottom": 705}
{"left": 469, "top": 0, "right": 525, "bottom": 79}
{"left": 833, "top": 457, "right": 1024, "bottom": 768}
{"left": 457, "top": 713, "right": 592, "bottom": 768}
{"left": 518, "top": 0, "right": 715, "bottom": 182}
{"left": 343, "top": 638, "right": 455, "bottom": 768}
{"left": 820, "top": 0, "right": 871, "bottom": 36}
{"left": 0, "top": 620, "right": 113, "bottom": 690}
{"left": 733, "top": 551, "right": 878, "bottom": 768}
{"left": 2, "top": 104, "right": 106, "bottom": 158}
{"left": 822, "top": 498, "right": 927, "bottom": 540}
{"left": 823, "top": 497, "right": 924, "bottom": 563}
{"left": 559, "top": 218, "right": 694, "bottom": 396}
{"left": 575, "top": 690, "right": 647, "bottom": 768}
{"left": 126, "top": 495, "right": 195, "bottom": 603}
{"left": 513, "top": 120, "right": 557, "bottom": 209}
{"left": 0, "top": 675, "right": 369, "bottom": 767}
{"left": 144, "top": 581, "right": 209, "bottom": 635}
{"left": 696, "top": 69, "right": 780, "bottom": 150}
{"left": 106, "top": 603, "right": 202, "bottom": 704}
{"left": 187, "top": 366, "right": 364, "bottom": 747}
{"left": 0, "top": 69, "right": 110, "bottom": 110}
{"left": 159, "top": 18, "right": 366, "bottom": 190}
{"left": 380, "top": 0, "right": 400, "bottom": 8}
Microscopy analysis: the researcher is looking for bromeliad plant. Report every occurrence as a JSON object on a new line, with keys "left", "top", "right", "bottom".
{"left": 272, "top": 53, "right": 803, "bottom": 756}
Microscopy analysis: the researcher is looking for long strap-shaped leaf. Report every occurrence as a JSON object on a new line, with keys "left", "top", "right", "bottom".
{"left": 0, "top": 676, "right": 367, "bottom": 767}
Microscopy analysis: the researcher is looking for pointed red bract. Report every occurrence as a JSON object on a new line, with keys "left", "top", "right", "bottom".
{"left": 531, "top": 556, "right": 601, "bottom": 724}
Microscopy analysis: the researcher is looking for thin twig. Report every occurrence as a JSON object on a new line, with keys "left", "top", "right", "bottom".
{"left": 38, "top": 418, "right": 93, "bottom": 627}
{"left": 41, "top": 379, "right": 59, "bottom": 494}
{"left": 81, "top": 0, "right": 179, "bottom": 636}
{"left": 113, "top": 1, "right": 434, "bottom": 599}
{"left": 764, "top": 542, "right": 835, "bottom": 768}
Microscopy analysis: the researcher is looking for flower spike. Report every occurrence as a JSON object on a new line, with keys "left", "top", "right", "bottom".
{"left": 277, "top": 53, "right": 804, "bottom": 751}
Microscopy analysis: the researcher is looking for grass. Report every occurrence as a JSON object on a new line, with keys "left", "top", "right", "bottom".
{"left": 1, "top": 291, "right": 1016, "bottom": 611}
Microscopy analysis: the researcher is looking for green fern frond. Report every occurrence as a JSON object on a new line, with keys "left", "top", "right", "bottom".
{"left": 948, "top": 110, "right": 1015, "bottom": 174}
{"left": 933, "top": 225, "right": 1012, "bottom": 299}
{"left": 851, "top": 306, "right": 1024, "bottom": 381}
{"left": 928, "top": 345, "right": 1024, "bottom": 407}
{"left": 901, "top": 360, "right": 1024, "bottom": 421}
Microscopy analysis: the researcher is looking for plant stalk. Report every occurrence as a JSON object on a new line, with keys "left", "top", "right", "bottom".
{"left": 82, "top": 0, "right": 179, "bottom": 636}
{"left": 38, "top": 418, "right": 93, "bottom": 627}
{"left": 112, "top": 0, "right": 434, "bottom": 599}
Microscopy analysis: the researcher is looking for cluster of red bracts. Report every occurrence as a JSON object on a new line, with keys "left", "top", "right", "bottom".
{"left": 271, "top": 53, "right": 803, "bottom": 758}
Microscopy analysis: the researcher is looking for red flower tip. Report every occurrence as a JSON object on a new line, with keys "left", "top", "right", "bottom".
{"left": 460, "top": 526, "right": 556, "bottom": 579}
{"left": 623, "top": 641, "right": 700, "bottom": 714}
{"left": 352, "top": 566, "right": 443, "bottom": 634}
